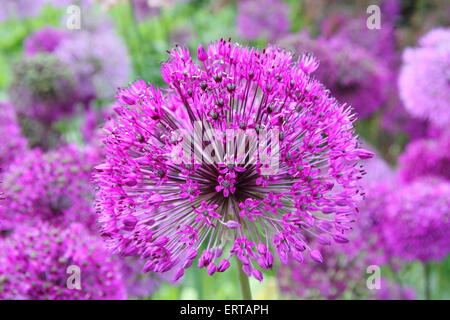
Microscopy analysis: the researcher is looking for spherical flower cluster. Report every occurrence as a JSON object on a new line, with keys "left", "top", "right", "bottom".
{"left": 280, "top": 33, "right": 389, "bottom": 119}
{"left": 0, "top": 102, "right": 27, "bottom": 171}
{"left": 1, "top": 145, "right": 99, "bottom": 232}
{"left": 382, "top": 179, "right": 450, "bottom": 262}
{"left": 398, "top": 134, "right": 450, "bottom": 183}
{"left": 237, "top": 0, "right": 290, "bottom": 42}
{"left": 398, "top": 28, "right": 450, "bottom": 128}
{"left": 0, "top": 223, "right": 126, "bottom": 300}
{"left": 24, "top": 27, "right": 68, "bottom": 56}
{"left": 95, "top": 40, "right": 373, "bottom": 281}
{"left": 8, "top": 54, "right": 78, "bottom": 124}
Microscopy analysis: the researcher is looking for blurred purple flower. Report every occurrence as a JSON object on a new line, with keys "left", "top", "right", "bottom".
{"left": 54, "top": 18, "right": 131, "bottom": 102}
{"left": 8, "top": 53, "right": 79, "bottom": 124}
{"left": 0, "top": 102, "right": 27, "bottom": 172}
{"left": 237, "top": 0, "right": 290, "bottom": 42}
{"left": 398, "top": 133, "right": 450, "bottom": 183}
{"left": 24, "top": 27, "right": 69, "bottom": 56}
{"left": 121, "top": 258, "right": 160, "bottom": 299}
{"left": 280, "top": 33, "right": 389, "bottom": 119}
{"left": 0, "top": 223, "right": 126, "bottom": 300}
{"left": 1, "top": 145, "right": 100, "bottom": 232}
{"left": 382, "top": 179, "right": 450, "bottom": 263}
{"left": 398, "top": 28, "right": 450, "bottom": 129}
{"left": 375, "top": 278, "right": 416, "bottom": 300}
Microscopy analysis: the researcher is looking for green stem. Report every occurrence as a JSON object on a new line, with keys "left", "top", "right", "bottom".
{"left": 236, "top": 258, "right": 252, "bottom": 300}
{"left": 424, "top": 263, "right": 431, "bottom": 300}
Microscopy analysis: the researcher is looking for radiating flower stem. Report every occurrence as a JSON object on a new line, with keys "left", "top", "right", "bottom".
{"left": 236, "top": 258, "right": 252, "bottom": 300}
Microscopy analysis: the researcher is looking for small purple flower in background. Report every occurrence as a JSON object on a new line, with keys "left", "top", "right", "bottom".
{"left": 382, "top": 179, "right": 450, "bottom": 263}
{"left": 237, "top": 0, "right": 290, "bottom": 42}
{"left": 0, "top": 223, "right": 126, "bottom": 300}
{"left": 0, "top": 0, "right": 47, "bottom": 22}
{"left": 0, "top": 103, "right": 27, "bottom": 172}
{"left": 375, "top": 278, "right": 416, "bottom": 300}
{"left": 54, "top": 15, "right": 131, "bottom": 103}
{"left": 94, "top": 40, "right": 372, "bottom": 282}
{"left": 120, "top": 257, "right": 161, "bottom": 299}
{"left": 279, "top": 33, "right": 389, "bottom": 119}
{"left": 398, "top": 133, "right": 450, "bottom": 183}
{"left": 24, "top": 27, "right": 69, "bottom": 56}
{"left": 1, "top": 145, "right": 100, "bottom": 233}
{"left": 398, "top": 28, "right": 450, "bottom": 129}
{"left": 278, "top": 155, "right": 392, "bottom": 300}
{"left": 8, "top": 54, "right": 79, "bottom": 124}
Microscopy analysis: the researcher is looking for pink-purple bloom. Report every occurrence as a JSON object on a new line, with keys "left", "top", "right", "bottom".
{"left": 24, "top": 27, "right": 68, "bottom": 56}
{"left": 94, "top": 40, "right": 372, "bottom": 281}
{"left": 0, "top": 223, "right": 126, "bottom": 300}
{"left": 1, "top": 145, "right": 99, "bottom": 232}
{"left": 398, "top": 133, "right": 450, "bottom": 183}
{"left": 382, "top": 179, "right": 450, "bottom": 262}
{"left": 8, "top": 53, "right": 79, "bottom": 124}
{"left": 280, "top": 33, "right": 389, "bottom": 119}
{"left": 237, "top": 0, "right": 290, "bottom": 42}
{"left": 0, "top": 103, "right": 27, "bottom": 171}
{"left": 398, "top": 28, "right": 450, "bottom": 129}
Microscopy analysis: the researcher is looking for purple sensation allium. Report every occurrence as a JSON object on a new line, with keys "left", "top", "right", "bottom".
{"left": 280, "top": 33, "right": 389, "bottom": 119}
{"left": 382, "top": 179, "right": 450, "bottom": 263}
{"left": 0, "top": 223, "right": 126, "bottom": 300}
{"left": 0, "top": 103, "right": 27, "bottom": 171}
{"left": 398, "top": 134, "right": 450, "bottom": 183}
{"left": 398, "top": 28, "right": 450, "bottom": 129}
{"left": 8, "top": 54, "right": 78, "bottom": 124}
{"left": 24, "top": 27, "right": 68, "bottom": 56}
{"left": 237, "top": 0, "right": 290, "bottom": 42}
{"left": 1, "top": 145, "right": 99, "bottom": 232}
{"left": 94, "top": 40, "right": 373, "bottom": 281}
{"left": 54, "top": 18, "right": 131, "bottom": 102}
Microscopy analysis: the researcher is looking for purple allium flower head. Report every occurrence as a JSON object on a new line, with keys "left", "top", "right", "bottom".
{"left": 94, "top": 40, "right": 373, "bottom": 281}
{"left": 8, "top": 53, "right": 78, "bottom": 124}
{"left": 1, "top": 145, "right": 99, "bottom": 232}
{"left": 398, "top": 133, "right": 450, "bottom": 183}
{"left": 398, "top": 28, "right": 450, "bottom": 129}
{"left": 237, "top": 0, "right": 290, "bottom": 42}
{"left": 54, "top": 16, "right": 131, "bottom": 102}
{"left": 0, "top": 103, "right": 27, "bottom": 171}
{"left": 0, "top": 223, "right": 126, "bottom": 300}
{"left": 280, "top": 33, "right": 389, "bottom": 119}
{"left": 24, "top": 27, "right": 68, "bottom": 56}
{"left": 382, "top": 179, "right": 450, "bottom": 262}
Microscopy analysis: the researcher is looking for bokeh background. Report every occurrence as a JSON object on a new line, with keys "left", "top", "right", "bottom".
{"left": 0, "top": 0, "right": 449, "bottom": 300}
